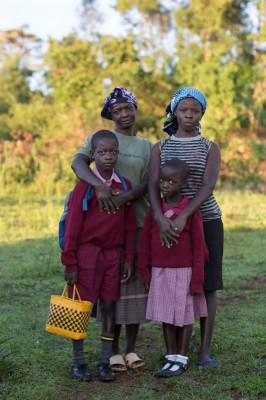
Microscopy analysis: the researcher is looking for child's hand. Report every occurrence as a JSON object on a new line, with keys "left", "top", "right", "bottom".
{"left": 121, "top": 263, "right": 133, "bottom": 283}
{"left": 64, "top": 271, "right": 78, "bottom": 286}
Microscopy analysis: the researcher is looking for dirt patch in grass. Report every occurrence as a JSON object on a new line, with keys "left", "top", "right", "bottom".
{"left": 231, "top": 390, "right": 266, "bottom": 400}
{"left": 218, "top": 275, "right": 266, "bottom": 307}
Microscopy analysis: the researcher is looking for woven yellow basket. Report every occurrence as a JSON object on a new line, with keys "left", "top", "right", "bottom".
{"left": 46, "top": 284, "right": 92, "bottom": 340}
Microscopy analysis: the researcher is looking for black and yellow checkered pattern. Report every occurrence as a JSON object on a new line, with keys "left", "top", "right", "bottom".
{"left": 46, "top": 290, "right": 92, "bottom": 340}
{"left": 47, "top": 303, "right": 89, "bottom": 332}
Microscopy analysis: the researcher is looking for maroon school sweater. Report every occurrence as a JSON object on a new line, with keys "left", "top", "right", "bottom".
{"left": 61, "top": 178, "right": 136, "bottom": 271}
{"left": 138, "top": 197, "right": 209, "bottom": 294}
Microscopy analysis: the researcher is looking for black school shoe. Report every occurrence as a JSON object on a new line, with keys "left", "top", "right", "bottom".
{"left": 71, "top": 364, "right": 93, "bottom": 382}
{"left": 154, "top": 358, "right": 171, "bottom": 378}
{"left": 97, "top": 362, "right": 116, "bottom": 382}
{"left": 155, "top": 359, "right": 188, "bottom": 378}
{"left": 161, "top": 361, "right": 188, "bottom": 378}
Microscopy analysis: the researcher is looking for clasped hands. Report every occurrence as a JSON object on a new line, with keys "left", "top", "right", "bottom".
{"left": 158, "top": 214, "right": 187, "bottom": 247}
{"left": 95, "top": 184, "right": 129, "bottom": 214}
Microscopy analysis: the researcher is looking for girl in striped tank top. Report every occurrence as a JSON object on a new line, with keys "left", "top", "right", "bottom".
{"left": 149, "top": 88, "right": 223, "bottom": 370}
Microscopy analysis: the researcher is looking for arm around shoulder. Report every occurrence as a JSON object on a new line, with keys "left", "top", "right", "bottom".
{"left": 72, "top": 153, "right": 112, "bottom": 201}
{"left": 203, "top": 141, "right": 221, "bottom": 191}
{"left": 148, "top": 142, "right": 162, "bottom": 219}
{"left": 71, "top": 134, "right": 102, "bottom": 188}
{"left": 71, "top": 153, "right": 92, "bottom": 181}
{"left": 148, "top": 142, "right": 179, "bottom": 245}
{"left": 138, "top": 209, "right": 153, "bottom": 284}
{"left": 173, "top": 141, "right": 221, "bottom": 225}
{"left": 190, "top": 211, "right": 209, "bottom": 294}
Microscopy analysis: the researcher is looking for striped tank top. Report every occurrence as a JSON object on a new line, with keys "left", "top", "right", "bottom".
{"left": 160, "top": 135, "right": 222, "bottom": 221}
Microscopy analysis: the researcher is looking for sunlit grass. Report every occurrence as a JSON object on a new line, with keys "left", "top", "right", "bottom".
{"left": 0, "top": 197, "right": 62, "bottom": 242}
{"left": 215, "top": 190, "right": 266, "bottom": 230}
{"left": 1, "top": 190, "right": 265, "bottom": 244}
{"left": 0, "top": 189, "right": 265, "bottom": 399}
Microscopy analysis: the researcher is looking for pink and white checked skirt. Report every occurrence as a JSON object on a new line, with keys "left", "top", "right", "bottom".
{"left": 146, "top": 267, "right": 207, "bottom": 327}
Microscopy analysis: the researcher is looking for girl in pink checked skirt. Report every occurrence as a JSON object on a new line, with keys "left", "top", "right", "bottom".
{"left": 138, "top": 158, "right": 208, "bottom": 378}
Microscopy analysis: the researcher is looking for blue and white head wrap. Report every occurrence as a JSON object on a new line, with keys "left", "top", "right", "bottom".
{"left": 163, "top": 87, "right": 207, "bottom": 136}
{"left": 170, "top": 87, "right": 207, "bottom": 113}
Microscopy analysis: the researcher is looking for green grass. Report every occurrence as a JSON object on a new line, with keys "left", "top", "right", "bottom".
{"left": 0, "top": 190, "right": 266, "bottom": 399}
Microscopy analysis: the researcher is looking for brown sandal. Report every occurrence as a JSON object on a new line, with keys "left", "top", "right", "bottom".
{"left": 124, "top": 353, "right": 146, "bottom": 369}
{"left": 110, "top": 355, "right": 127, "bottom": 372}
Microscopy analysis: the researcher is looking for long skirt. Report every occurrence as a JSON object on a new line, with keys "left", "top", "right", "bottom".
{"left": 97, "top": 228, "right": 148, "bottom": 324}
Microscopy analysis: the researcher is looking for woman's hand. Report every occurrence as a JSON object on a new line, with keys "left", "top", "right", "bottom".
{"left": 94, "top": 183, "right": 118, "bottom": 214}
{"left": 156, "top": 215, "right": 180, "bottom": 248}
{"left": 111, "top": 189, "right": 131, "bottom": 208}
{"left": 64, "top": 271, "right": 78, "bottom": 286}
{"left": 172, "top": 213, "right": 187, "bottom": 235}
{"left": 121, "top": 263, "right": 133, "bottom": 283}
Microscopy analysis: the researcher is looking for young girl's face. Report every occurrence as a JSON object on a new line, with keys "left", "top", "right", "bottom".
{"left": 92, "top": 138, "right": 119, "bottom": 176}
{"left": 174, "top": 98, "right": 203, "bottom": 132}
{"left": 159, "top": 166, "right": 185, "bottom": 200}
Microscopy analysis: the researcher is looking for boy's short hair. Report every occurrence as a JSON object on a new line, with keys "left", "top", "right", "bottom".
{"left": 161, "top": 158, "right": 189, "bottom": 181}
{"left": 91, "top": 130, "right": 118, "bottom": 150}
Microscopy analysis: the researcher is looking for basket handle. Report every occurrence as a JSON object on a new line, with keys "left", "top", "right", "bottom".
{"left": 73, "top": 284, "right": 81, "bottom": 300}
{"left": 62, "top": 284, "right": 82, "bottom": 301}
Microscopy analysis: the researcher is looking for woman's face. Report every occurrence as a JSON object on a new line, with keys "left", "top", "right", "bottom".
{"left": 111, "top": 102, "right": 136, "bottom": 130}
{"left": 174, "top": 98, "right": 203, "bottom": 132}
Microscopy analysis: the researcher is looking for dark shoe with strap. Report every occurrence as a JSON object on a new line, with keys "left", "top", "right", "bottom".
{"left": 98, "top": 362, "right": 116, "bottom": 382}
{"left": 71, "top": 364, "right": 93, "bottom": 382}
{"left": 154, "top": 358, "right": 172, "bottom": 378}
{"left": 161, "top": 361, "right": 188, "bottom": 378}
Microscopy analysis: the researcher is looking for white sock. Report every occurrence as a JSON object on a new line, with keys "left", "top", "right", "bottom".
{"left": 162, "top": 354, "right": 176, "bottom": 370}
{"left": 168, "top": 354, "right": 188, "bottom": 372}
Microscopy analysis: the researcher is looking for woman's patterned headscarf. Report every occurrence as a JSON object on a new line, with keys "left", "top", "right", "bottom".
{"left": 101, "top": 87, "right": 138, "bottom": 120}
{"left": 163, "top": 87, "right": 207, "bottom": 136}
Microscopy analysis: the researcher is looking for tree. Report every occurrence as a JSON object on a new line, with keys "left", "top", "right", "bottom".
{"left": 0, "top": 27, "right": 42, "bottom": 139}
{"left": 0, "top": 27, "right": 41, "bottom": 61}
{"left": 100, "top": 0, "right": 262, "bottom": 142}
{"left": 250, "top": 0, "right": 266, "bottom": 136}
{"left": 162, "top": 0, "right": 256, "bottom": 142}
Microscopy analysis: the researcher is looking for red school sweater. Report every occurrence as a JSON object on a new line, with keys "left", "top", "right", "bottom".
{"left": 138, "top": 197, "right": 209, "bottom": 294}
{"left": 61, "top": 178, "right": 136, "bottom": 272}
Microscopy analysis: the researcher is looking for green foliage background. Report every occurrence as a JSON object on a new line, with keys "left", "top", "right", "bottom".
{"left": 0, "top": 3, "right": 266, "bottom": 396}
{"left": 0, "top": 0, "right": 265, "bottom": 194}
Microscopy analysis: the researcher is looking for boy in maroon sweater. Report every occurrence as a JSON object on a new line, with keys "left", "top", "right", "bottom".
{"left": 139, "top": 158, "right": 208, "bottom": 378}
{"left": 61, "top": 130, "right": 136, "bottom": 382}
